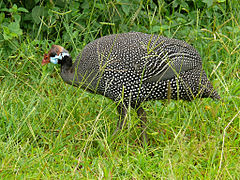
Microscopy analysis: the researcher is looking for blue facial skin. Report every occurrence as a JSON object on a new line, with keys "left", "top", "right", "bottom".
{"left": 50, "top": 53, "right": 69, "bottom": 64}
{"left": 50, "top": 56, "right": 59, "bottom": 64}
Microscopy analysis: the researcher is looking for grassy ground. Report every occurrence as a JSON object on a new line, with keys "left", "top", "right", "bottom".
{"left": 0, "top": 1, "right": 240, "bottom": 179}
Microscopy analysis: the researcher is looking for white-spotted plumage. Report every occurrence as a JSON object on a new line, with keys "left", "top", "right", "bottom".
{"left": 68, "top": 32, "right": 220, "bottom": 107}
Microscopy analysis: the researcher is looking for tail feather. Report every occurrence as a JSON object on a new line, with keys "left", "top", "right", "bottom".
{"left": 200, "top": 71, "right": 221, "bottom": 100}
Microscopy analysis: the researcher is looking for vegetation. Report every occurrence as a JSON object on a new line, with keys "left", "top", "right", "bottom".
{"left": 0, "top": 0, "right": 239, "bottom": 178}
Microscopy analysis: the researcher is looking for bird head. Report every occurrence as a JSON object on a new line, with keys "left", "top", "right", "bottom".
{"left": 42, "top": 45, "right": 69, "bottom": 65}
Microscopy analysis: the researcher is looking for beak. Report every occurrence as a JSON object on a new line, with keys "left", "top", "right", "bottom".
{"left": 42, "top": 53, "right": 50, "bottom": 66}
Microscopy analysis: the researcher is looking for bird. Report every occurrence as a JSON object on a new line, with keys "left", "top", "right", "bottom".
{"left": 42, "top": 32, "right": 220, "bottom": 142}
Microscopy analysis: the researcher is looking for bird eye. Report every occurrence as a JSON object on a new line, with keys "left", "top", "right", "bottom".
{"left": 50, "top": 53, "right": 57, "bottom": 57}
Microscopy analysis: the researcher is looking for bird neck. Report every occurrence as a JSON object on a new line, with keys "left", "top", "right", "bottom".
{"left": 59, "top": 55, "right": 79, "bottom": 87}
{"left": 60, "top": 55, "right": 73, "bottom": 72}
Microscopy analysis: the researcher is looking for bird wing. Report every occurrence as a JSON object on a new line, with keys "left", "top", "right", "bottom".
{"left": 134, "top": 35, "right": 203, "bottom": 83}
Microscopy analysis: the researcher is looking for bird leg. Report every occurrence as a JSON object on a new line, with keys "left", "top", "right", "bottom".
{"left": 112, "top": 103, "right": 128, "bottom": 136}
{"left": 137, "top": 107, "right": 148, "bottom": 144}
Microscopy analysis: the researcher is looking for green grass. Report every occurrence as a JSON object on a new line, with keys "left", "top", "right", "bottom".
{"left": 0, "top": 1, "right": 240, "bottom": 179}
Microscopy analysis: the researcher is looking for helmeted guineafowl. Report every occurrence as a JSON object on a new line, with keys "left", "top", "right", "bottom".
{"left": 42, "top": 32, "right": 220, "bottom": 141}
